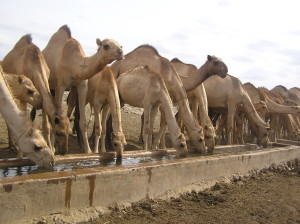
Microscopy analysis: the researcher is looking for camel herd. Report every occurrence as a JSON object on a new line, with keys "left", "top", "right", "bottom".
{"left": 0, "top": 25, "right": 299, "bottom": 167}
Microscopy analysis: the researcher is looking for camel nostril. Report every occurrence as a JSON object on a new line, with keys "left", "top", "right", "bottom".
{"left": 180, "top": 143, "right": 185, "bottom": 148}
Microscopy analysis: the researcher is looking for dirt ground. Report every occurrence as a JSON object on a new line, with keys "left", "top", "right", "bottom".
{"left": 0, "top": 104, "right": 300, "bottom": 224}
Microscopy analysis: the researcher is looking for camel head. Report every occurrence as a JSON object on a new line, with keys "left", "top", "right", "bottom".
{"left": 173, "top": 132, "right": 188, "bottom": 157}
{"left": 20, "top": 125, "right": 55, "bottom": 167}
{"left": 204, "top": 124, "right": 216, "bottom": 152}
{"left": 111, "top": 131, "right": 127, "bottom": 158}
{"left": 206, "top": 55, "right": 228, "bottom": 78}
{"left": 189, "top": 126, "right": 206, "bottom": 153}
{"left": 16, "top": 75, "right": 43, "bottom": 109}
{"left": 257, "top": 126, "right": 270, "bottom": 148}
{"left": 53, "top": 114, "right": 72, "bottom": 155}
{"left": 96, "top": 38, "right": 124, "bottom": 64}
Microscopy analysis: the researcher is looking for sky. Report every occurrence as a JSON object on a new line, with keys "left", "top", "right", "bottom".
{"left": 0, "top": 0, "right": 299, "bottom": 90}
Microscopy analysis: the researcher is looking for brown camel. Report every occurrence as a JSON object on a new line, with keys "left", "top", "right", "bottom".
{"left": 0, "top": 67, "right": 54, "bottom": 167}
{"left": 244, "top": 83, "right": 300, "bottom": 141}
{"left": 43, "top": 25, "right": 124, "bottom": 154}
{"left": 1, "top": 34, "right": 71, "bottom": 155}
{"left": 109, "top": 45, "right": 206, "bottom": 152}
{"left": 204, "top": 75, "right": 270, "bottom": 146}
{"left": 86, "top": 67, "right": 126, "bottom": 157}
{"left": 289, "top": 87, "right": 300, "bottom": 102}
{"left": 4, "top": 72, "right": 42, "bottom": 151}
{"left": 170, "top": 57, "right": 228, "bottom": 151}
{"left": 117, "top": 65, "right": 188, "bottom": 155}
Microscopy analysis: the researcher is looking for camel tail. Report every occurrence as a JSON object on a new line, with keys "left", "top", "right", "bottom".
{"left": 242, "top": 90, "right": 269, "bottom": 128}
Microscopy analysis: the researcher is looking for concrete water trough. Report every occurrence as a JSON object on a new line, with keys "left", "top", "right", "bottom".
{"left": 0, "top": 142, "right": 300, "bottom": 224}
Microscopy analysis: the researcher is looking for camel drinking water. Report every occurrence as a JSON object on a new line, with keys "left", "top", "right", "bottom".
{"left": 170, "top": 56, "right": 228, "bottom": 152}
{"left": 1, "top": 34, "right": 71, "bottom": 155}
{"left": 43, "top": 25, "right": 124, "bottom": 154}
{"left": 109, "top": 45, "right": 206, "bottom": 152}
{"left": 204, "top": 75, "right": 270, "bottom": 146}
{"left": 117, "top": 66, "right": 188, "bottom": 155}
{"left": 3, "top": 72, "right": 42, "bottom": 151}
{"left": 0, "top": 67, "right": 54, "bottom": 167}
{"left": 86, "top": 67, "right": 127, "bottom": 157}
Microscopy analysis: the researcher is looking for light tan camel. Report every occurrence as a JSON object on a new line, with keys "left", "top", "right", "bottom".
{"left": 1, "top": 34, "right": 72, "bottom": 155}
{"left": 170, "top": 57, "right": 228, "bottom": 151}
{"left": 110, "top": 45, "right": 206, "bottom": 152}
{"left": 4, "top": 72, "right": 42, "bottom": 150}
{"left": 43, "top": 25, "right": 124, "bottom": 154}
{"left": 117, "top": 65, "right": 188, "bottom": 155}
{"left": 271, "top": 85, "right": 300, "bottom": 106}
{"left": 204, "top": 75, "right": 270, "bottom": 145}
{"left": 0, "top": 67, "right": 54, "bottom": 167}
{"left": 171, "top": 56, "right": 228, "bottom": 92}
{"left": 86, "top": 67, "right": 126, "bottom": 157}
{"left": 289, "top": 87, "right": 300, "bottom": 102}
{"left": 244, "top": 83, "right": 300, "bottom": 142}
{"left": 4, "top": 73, "right": 42, "bottom": 110}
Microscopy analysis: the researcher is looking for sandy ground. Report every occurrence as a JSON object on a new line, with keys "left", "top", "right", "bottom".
{"left": 0, "top": 104, "right": 300, "bottom": 224}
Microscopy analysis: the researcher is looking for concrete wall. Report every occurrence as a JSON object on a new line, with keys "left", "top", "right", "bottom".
{"left": 0, "top": 145, "right": 299, "bottom": 224}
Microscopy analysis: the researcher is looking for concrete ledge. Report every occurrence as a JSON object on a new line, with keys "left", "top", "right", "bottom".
{"left": 0, "top": 145, "right": 299, "bottom": 224}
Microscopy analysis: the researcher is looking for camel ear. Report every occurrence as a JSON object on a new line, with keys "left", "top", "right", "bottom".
{"left": 96, "top": 38, "right": 102, "bottom": 47}
{"left": 207, "top": 55, "right": 212, "bottom": 61}
{"left": 205, "top": 125, "right": 209, "bottom": 130}
{"left": 18, "top": 76, "right": 24, "bottom": 84}
{"left": 54, "top": 116, "right": 60, "bottom": 124}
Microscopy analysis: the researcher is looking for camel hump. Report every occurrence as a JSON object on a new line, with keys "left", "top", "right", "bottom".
{"left": 171, "top": 58, "right": 182, "bottom": 63}
{"left": 134, "top": 44, "right": 160, "bottom": 56}
{"left": 58, "top": 24, "right": 71, "bottom": 38}
{"left": 274, "top": 85, "right": 288, "bottom": 92}
{"left": 17, "top": 34, "right": 32, "bottom": 45}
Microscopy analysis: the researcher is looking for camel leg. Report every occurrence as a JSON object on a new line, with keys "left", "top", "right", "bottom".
{"left": 100, "top": 105, "right": 110, "bottom": 152}
{"left": 42, "top": 110, "right": 53, "bottom": 152}
{"left": 93, "top": 101, "right": 103, "bottom": 154}
{"left": 77, "top": 82, "right": 92, "bottom": 154}
{"left": 139, "top": 113, "right": 144, "bottom": 142}
{"left": 153, "top": 110, "right": 167, "bottom": 149}
{"left": 227, "top": 104, "right": 236, "bottom": 145}
{"left": 143, "top": 105, "right": 152, "bottom": 150}
{"left": 149, "top": 105, "right": 159, "bottom": 149}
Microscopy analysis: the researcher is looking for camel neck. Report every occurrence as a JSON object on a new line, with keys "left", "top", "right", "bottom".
{"left": 181, "top": 62, "right": 210, "bottom": 92}
{"left": 77, "top": 53, "right": 107, "bottom": 80}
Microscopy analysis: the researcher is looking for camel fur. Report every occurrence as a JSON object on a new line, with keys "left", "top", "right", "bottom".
{"left": 1, "top": 34, "right": 72, "bottom": 155}
{"left": 0, "top": 66, "right": 54, "bottom": 167}
{"left": 42, "top": 25, "right": 124, "bottom": 154}
{"left": 87, "top": 67, "right": 127, "bottom": 157}
{"left": 110, "top": 45, "right": 205, "bottom": 152}
{"left": 117, "top": 65, "right": 188, "bottom": 155}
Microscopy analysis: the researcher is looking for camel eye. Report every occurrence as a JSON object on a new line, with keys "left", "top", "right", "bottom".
{"left": 214, "top": 61, "right": 220, "bottom": 65}
{"left": 103, "top": 44, "right": 110, "bottom": 50}
{"left": 34, "top": 145, "right": 43, "bottom": 151}
{"left": 28, "top": 89, "right": 34, "bottom": 95}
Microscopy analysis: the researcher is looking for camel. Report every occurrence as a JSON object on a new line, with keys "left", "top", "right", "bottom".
{"left": 43, "top": 25, "right": 124, "bottom": 154}
{"left": 0, "top": 67, "right": 54, "bottom": 167}
{"left": 4, "top": 72, "right": 42, "bottom": 150}
{"left": 203, "top": 75, "right": 270, "bottom": 146}
{"left": 289, "top": 87, "right": 300, "bottom": 103}
{"left": 109, "top": 45, "right": 210, "bottom": 152}
{"left": 1, "top": 34, "right": 72, "bottom": 155}
{"left": 243, "top": 83, "right": 300, "bottom": 141}
{"left": 170, "top": 57, "right": 228, "bottom": 151}
{"left": 117, "top": 65, "right": 188, "bottom": 155}
{"left": 86, "top": 67, "right": 126, "bottom": 157}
